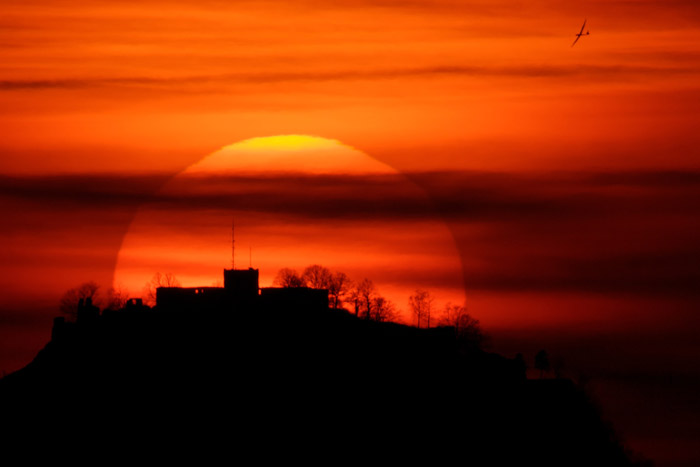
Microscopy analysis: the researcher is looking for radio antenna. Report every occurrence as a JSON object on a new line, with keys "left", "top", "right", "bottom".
{"left": 231, "top": 218, "right": 235, "bottom": 269}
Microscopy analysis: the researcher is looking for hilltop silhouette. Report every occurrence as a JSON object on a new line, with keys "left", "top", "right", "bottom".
{"left": 0, "top": 266, "right": 647, "bottom": 465}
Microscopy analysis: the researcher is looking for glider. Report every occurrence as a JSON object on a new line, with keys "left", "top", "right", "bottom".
{"left": 572, "top": 19, "right": 590, "bottom": 47}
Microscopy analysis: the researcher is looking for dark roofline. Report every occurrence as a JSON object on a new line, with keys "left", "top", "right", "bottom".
{"left": 156, "top": 286, "right": 226, "bottom": 292}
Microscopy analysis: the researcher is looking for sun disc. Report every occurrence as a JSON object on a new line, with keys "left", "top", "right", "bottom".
{"left": 114, "top": 135, "right": 465, "bottom": 320}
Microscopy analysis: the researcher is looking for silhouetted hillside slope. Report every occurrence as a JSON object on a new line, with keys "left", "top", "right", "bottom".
{"left": 0, "top": 304, "right": 644, "bottom": 466}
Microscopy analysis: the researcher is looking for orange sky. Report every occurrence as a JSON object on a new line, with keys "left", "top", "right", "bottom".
{"left": 2, "top": 1, "right": 700, "bottom": 464}
{"left": 1, "top": 0, "right": 699, "bottom": 175}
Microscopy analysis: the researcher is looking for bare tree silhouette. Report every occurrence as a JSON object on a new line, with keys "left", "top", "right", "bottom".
{"left": 59, "top": 281, "right": 100, "bottom": 320}
{"left": 273, "top": 268, "right": 305, "bottom": 288}
{"left": 302, "top": 264, "right": 332, "bottom": 289}
{"left": 439, "top": 302, "right": 485, "bottom": 349}
{"left": 104, "top": 284, "right": 130, "bottom": 311}
{"left": 144, "top": 272, "right": 180, "bottom": 306}
{"left": 409, "top": 289, "right": 433, "bottom": 328}
{"left": 298, "top": 265, "right": 351, "bottom": 309}
{"left": 348, "top": 278, "right": 375, "bottom": 319}
{"left": 327, "top": 271, "right": 351, "bottom": 309}
{"left": 371, "top": 296, "right": 399, "bottom": 322}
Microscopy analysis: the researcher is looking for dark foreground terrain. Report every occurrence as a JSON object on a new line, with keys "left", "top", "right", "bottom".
{"left": 0, "top": 304, "right": 648, "bottom": 465}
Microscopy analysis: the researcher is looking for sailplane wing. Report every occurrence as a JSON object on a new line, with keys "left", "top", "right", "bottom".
{"left": 579, "top": 19, "right": 587, "bottom": 35}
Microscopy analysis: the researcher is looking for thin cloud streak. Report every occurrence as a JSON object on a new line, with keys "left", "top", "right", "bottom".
{"left": 2, "top": 64, "right": 698, "bottom": 91}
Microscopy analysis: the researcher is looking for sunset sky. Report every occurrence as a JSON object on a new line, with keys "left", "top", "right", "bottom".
{"left": 2, "top": 1, "right": 700, "bottom": 464}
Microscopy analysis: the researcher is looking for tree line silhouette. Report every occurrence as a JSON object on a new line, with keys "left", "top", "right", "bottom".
{"left": 60, "top": 263, "right": 487, "bottom": 346}
{"left": 58, "top": 266, "right": 580, "bottom": 375}
{"left": 272, "top": 264, "right": 485, "bottom": 343}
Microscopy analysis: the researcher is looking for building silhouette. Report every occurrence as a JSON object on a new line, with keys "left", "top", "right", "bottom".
{"left": 156, "top": 267, "right": 328, "bottom": 313}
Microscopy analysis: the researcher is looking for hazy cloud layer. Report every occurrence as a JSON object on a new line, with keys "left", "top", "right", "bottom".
{"left": 2, "top": 169, "right": 699, "bottom": 220}
{"left": 2, "top": 169, "right": 699, "bottom": 298}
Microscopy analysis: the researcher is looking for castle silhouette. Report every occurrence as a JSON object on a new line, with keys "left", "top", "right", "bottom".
{"left": 156, "top": 267, "right": 329, "bottom": 313}
{"left": 1, "top": 263, "right": 644, "bottom": 466}
{"left": 52, "top": 265, "right": 330, "bottom": 343}
{"left": 65, "top": 266, "right": 327, "bottom": 322}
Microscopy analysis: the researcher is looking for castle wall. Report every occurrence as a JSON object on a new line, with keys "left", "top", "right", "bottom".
{"left": 260, "top": 287, "right": 329, "bottom": 312}
{"left": 156, "top": 287, "right": 228, "bottom": 312}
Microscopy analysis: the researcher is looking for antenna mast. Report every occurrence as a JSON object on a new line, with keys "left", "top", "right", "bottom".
{"left": 231, "top": 218, "right": 235, "bottom": 269}
{"left": 249, "top": 246, "right": 252, "bottom": 268}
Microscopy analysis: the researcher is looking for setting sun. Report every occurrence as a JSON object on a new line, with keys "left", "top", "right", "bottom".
{"left": 231, "top": 135, "right": 338, "bottom": 151}
{"left": 114, "top": 135, "right": 465, "bottom": 318}
{"left": 189, "top": 135, "right": 392, "bottom": 175}
{"left": 2, "top": 2, "right": 700, "bottom": 463}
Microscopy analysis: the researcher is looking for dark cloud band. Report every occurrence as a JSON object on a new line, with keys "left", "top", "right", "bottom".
{"left": 2, "top": 169, "right": 699, "bottom": 297}
{"left": 1, "top": 63, "right": 697, "bottom": 91}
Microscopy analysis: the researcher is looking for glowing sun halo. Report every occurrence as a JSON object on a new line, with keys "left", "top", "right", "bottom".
{"left": 114, "top": 135, "right": 465, "bottom": 320}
